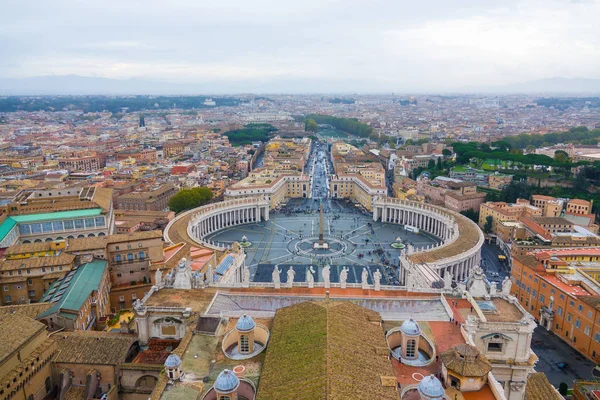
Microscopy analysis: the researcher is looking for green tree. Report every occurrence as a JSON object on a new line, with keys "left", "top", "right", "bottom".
{"left": 525, "top": 145, "right": 536, "bottom": 154}
{"left": 484, "top": 216, "right": 493, "bottom": 234}
{"left": 461, "top": 209, "right": 479, "bottom": 223}
{"left": 574, "top": 169, "right": 589, "bottom": 193}
{"left": 427, "top": 159, "right": 436, "bottom": 169}
{"left": 436, "top": 157, "right": 442, "bottom": 170}
{"left": 168, "top": 187, "right": 214, "bottom": 213}
{"left": 554, "top": 150, "right": 570, "bottom": 164}
{"left": 305, "top": 118, "right": 319, "bottom": 132}
{"left": 558, "top": 382, "right": 568, "bottom": 395}
{"left": 442, "top": 149, "right": 452, "bottom": 158}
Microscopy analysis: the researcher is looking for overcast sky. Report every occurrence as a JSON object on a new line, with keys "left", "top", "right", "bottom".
{"left": 1, "top": 0, "right": 599, "bottom": 92}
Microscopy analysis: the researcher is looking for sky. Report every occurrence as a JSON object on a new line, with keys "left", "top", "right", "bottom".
{"left": 1, "top": 0, "right": 599, "bottom": 92}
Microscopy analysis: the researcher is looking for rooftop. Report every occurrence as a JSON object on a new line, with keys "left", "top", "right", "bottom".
{"left": 53, "top": 330, "right": 136, "bottom": 365}
{"left": 38, "top": 259, "right": 107, "bottom": 319}
{"left": 0, "top": 313, "right": 46, "bottom": 364}
{"left": 257, "top": 301, "right": 398, "bottom": 400}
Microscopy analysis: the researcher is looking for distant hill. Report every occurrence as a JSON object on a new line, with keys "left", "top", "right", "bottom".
{"left": 1, "top": 74, "right": 600, "bottom": 95}
{"left": 466, "top": 77, "right": 600, "bottom": 95}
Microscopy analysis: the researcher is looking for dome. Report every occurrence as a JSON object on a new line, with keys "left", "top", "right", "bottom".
{"left": 400, "top": 318, "right": 421, "bottom": 336}
{"left": 164, "top": 354, "right": 181, "bottom": 368}
{"left": 418, "top": 375, "right": 445, "bottom": 399}
{"left": 214, "top": 369, "right": 240, "bottom": 394}
{"left": 236, "top": 314, "right": 256, "bottom": 332}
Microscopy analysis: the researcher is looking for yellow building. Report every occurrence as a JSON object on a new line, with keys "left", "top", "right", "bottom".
{"left": 0, "top": 312, "right": 57, "bottom": 400}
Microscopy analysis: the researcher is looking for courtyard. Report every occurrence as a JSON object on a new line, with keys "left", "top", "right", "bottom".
{"left": 205, "top": 198, "right": 440, "bottom": 285}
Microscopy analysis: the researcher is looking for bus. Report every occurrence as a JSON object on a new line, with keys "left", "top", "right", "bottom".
{"left": 498, "top": 255, "right": 507, "bottom": 262}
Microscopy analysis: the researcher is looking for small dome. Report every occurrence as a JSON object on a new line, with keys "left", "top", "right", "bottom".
{"left": 214, "top": 369, "right": 240, "bottom": 394}
{"left": 400, "top": 318, "right": 421, "bottom": 336}
{"left": 164, "top": 354, "right": 181, "bottom": 368}
{"left": 418, "top": 375, "right": 445, "bottom": 399}
{"left": 236, "top": 314, "right": 256, "bottom": 332}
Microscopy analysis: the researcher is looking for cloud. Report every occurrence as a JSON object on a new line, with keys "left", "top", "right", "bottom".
{"left": 0, "top": 0, "right": 598, "bottom": 91}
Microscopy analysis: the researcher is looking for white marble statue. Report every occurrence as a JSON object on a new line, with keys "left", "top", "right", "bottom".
{"left": 444, "top": 271, "right": 453, "bottom": 289}
{"left": 322, "top": 265, "right": 331, "bottom": 289}
{"left": 361, "top": 267, "right": 369, "bottom": 290}
{"left": 373, "top": 269, "right": 382, "bottom": 291}
{"left": 155, "top": 268, "right": 162, "bottom": 287}
{"left": 272, "top": 265, "right": 281, "bottom": 289}
{"left": 501, "top": 276, "right": 512, "bottom": 296}
{"left": 307, "top": 266, "right": 315, "bottom": 288}
{"left": 286, "top": 267, "right": 295, "bottom": 288}
{"left": 340, "top": 267, "right": 348, "bottom": 289}
{"left": 490, "top": 281, "right": 498, "bottom": 296}
{"left": 242, "top": 267, "right": 250, "bottom": 288}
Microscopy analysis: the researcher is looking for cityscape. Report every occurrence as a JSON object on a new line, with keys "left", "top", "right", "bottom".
{"left": 2, "top": 1, "right": 600, "bottom": 400}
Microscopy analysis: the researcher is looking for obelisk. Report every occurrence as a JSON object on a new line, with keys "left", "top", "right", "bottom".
{"left": 313, "top": 200, "right": 329, "bottom": 249}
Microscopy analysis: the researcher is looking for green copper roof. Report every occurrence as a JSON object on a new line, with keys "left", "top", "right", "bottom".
{"left": 0, "top": 208, "right": 102, "bottom": 243}
{"left": 11, "top": 208, "right": 102, "bottom": 223}
{"left": 38, "top": 259, "right": 107, "bottom": 320}
{"left": 0, "top": 218, "right": 17, "bottom": 244}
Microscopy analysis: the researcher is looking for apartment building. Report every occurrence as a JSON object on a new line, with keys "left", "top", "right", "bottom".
{"left": 115, "top": 183, "right": 177, "bottom": 212}
{"left": 511, "top": 249, "right": 600, "bottom": 363}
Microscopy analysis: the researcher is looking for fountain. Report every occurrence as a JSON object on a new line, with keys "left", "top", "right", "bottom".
{"left": 391, "top": 237, "right": 405, "bottom": 249}
{"left": 239, "top": 235, "right": 252, "bottom": 248}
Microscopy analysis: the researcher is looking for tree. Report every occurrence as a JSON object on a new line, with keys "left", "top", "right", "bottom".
{"left": 461, "top": 209, "right": 479, "bottom": 223}
{"left": 574, "top": 169, "right": 589, "bottom": 193}
{"left": 558, "top": 382, "right": 568, "bottom": 396}
{"left": 168, "top": 187, "right": 214, "bottom": 213}
{"left": 305, "top": 118, "right": 319, "bottom": 132}
{"left": 525, "top": 145, "right": 536, "bottom": 154}
{"left": 554, "top": 150, "right": 570, "bottom": 164}
{"left": 442, "top": 148, "right": 452, "bottom": 158}
{"left": 484, "top": 216, "right": 493, "bottom": 234}
{"left": 436, "top": 157, "right": 442, "bottom": 170}
{"left": 427, "top": 159, "right": 436, "bottom": 169}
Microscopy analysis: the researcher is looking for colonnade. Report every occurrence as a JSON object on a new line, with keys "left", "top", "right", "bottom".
{"left": 374, "top": 197, "right": 484, "bottom": 287}
{"left": 378, "top": 205, "right": 453, "bottom": 241}
{"left": 191, "top": 205, "right": 268, "bottom": 238}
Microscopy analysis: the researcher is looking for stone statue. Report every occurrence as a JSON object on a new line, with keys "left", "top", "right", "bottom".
{"left": 373, "top": 269, "right": 382, "bottom": 291}
{"left": 361, "top": 267, "right": 369, "bottom": 290}
{"left": 242, "top": 267, "right": 250, "bottom": 288}
{"left": 340, "top": 267, "right": 348, "bottom": 289}
{"left": 490, "top": 281, "right": 498, "bottom": 295}
{"left": 286, "top": 267, "right": 295, "bottom": 288}
{"left": 272, "top": 265, "right": 281, "bottom": 289}
{"left": 502, "top": 276, "right": 512, "bottom": 296}
{"left": 322, "top": 265, "right": 331, "bottom": 289}
{"left": 444, "top": 271, "right": 453, "bottom": 289}
{"left": 155, "top": 268, "right": 162, "bottom": 287}
{"left": 307, "top": 266, "right": 315, "bottom": 288}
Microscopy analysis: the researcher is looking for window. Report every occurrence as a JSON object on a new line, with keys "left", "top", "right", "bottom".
{"left": 3, "top": 286, "right": 7, "bottom": 291}
{"left": 52, "top": 221, "right": 63, "bottom": 231}
{"left": 570, "top": 300, "right": 575, "bottom": 307}
{"left": 585, "top": 326, "right": 591, "bottom": 335}
{"left": 74, "top": 219, "right": 84, "bottom": 229}
{"left": 568, "top": 313, "right": 573, "bottom": 322}
{"left": 139, "top": 251, "right": 145, "bottom": 259}
{"left": 115, "top": 254, "right": 122, "bottom": 263}
{"left": 540, "top": 294, "right": 545, "bottom": 304}
{"left": 516, "top": 280, "right": 520, "bottom": 286}
{"left": 557, "top": 307, "right": 563, "bottom": 316}
{"left": 132, "top": 294, "right": 137, "bottom": 299}
{"left": 240, "top": 334, "right": 249, "bottom": 353}
{"left": 30, "top": 223, "right": 42, "bottom": 234}
{"left": 219, "top": 396, "right": 231, "bottom": 400}
{"left": 64, "top": 220, "right": 74, "bottom": 230}
{"left": 405, "top": 339, "right": 416, "bottom": 358}
{"left": 487, "top": 343, "right": 503, "bottom": 352}
{"left": 560, "top": 294, "right": 565, "bottom": 299}
{"left": 5, "top": 295, "right": 11, "bottom": 302}
{"left": 589, "top": 311, "right": 593, "bottom": 319}
{"left": 95, "top": 217, "right": 105, "bottom": 227}
{"left": 575, "top": 319, "right": 581, "bottom": 329}
{"left": 542, "top": 283, "right": 546, "bottom": 288}
{"left": 594, "top": 333, "right": 600, "bottom": 343}
{"left": 578, "top": 305, "right": 584, "bottom": 312}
